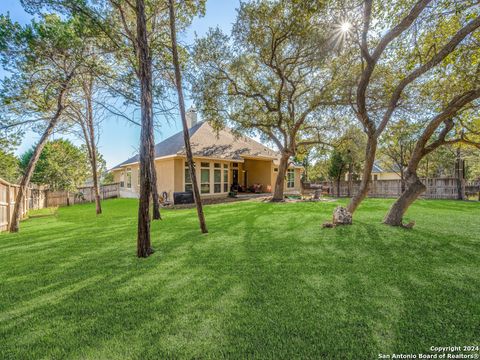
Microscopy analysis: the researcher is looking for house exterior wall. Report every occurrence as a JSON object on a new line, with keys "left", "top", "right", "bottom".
{"left": 270, "top": 165, "right": 302, "bottom": 194}
{"left": 112, "top": 156, "right": 303, "bottom": 199}
{"left": 243, "top": 159, "right": 272, "bottom": 191}
{"left": 173, "top": 158, "right": 184, "bottom": 192}
{"left": 344, "top": 171, "right": 401, "bottom": 181}
{"left": 376, "top": 172, "right": 401, "bottom": 180}
{"left": 293, "top": 168, "right": 302, "bottom": 192}
{"left": 113, "top": 164, "right": 140, "bottom": 198}
{"left": 155, "top": 158, "right": 175, "bottom": 200}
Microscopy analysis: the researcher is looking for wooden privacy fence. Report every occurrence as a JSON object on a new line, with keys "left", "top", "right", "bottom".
{"left": 0, "top": 178, "right": 29, "bottom": 232}
{"left": 0, "top": 177, "right": 120, "bottom": 232}
{"left": 46, "top": 183, "right": 121, "bottom": 207}
{"left": 305, "top": 178, "right": 480, "bottom": 200}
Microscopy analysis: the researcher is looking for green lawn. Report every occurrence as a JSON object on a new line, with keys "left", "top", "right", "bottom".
{"left": 0, "top": 198, "right": 479, "bottom": 359}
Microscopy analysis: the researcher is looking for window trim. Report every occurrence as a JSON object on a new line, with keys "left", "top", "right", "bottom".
{"left": 120, "top": 172, "right": 125, "bottom": 188}
{"left": 184, "top": 162, "right": 194, "bottom": 192}
{"left": 214, "top": 167, "right": 222, "bottom": 193}
{"left": 223, "top": 166, "right": 229, "bottom": 192}
{"left": 200, "top": 162, "right": 210, "bottom": 194}
{"left": 126, "top": 168, "right": 132, "bottom": 189}
{"left": 287, "top": 168, "right": 295, "bottom": 188}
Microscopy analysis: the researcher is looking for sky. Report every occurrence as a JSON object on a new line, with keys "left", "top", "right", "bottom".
{"left": 0, "top": 0, "right": 239, "bottom": 168}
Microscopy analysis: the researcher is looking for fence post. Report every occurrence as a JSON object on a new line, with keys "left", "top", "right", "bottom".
{"left": 6, "top": 183, "right": 11, "bottom": 230}
{"left": 24, "top": 187, "right": 29, "bottom": 217}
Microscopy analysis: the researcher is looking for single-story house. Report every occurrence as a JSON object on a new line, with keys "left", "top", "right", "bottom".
{"left": 110, "top": 109, "right": 303, "bottom": 201}
{"left": 344, "top": 161, "right": 401, "bottom": 181}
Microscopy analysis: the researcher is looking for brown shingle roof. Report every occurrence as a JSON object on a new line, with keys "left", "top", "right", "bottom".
{"left": 112, "top": 122, "right": 279, "bottom": 169}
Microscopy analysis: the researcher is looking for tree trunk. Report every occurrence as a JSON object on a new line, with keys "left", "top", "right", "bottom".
{"left": 136, "top": 0, "right": 154, "bottom": 257}
{"left": 272, "top": 152, "right": 289, "bottom": 202}
{"left": 383, "top": 171, "right": 426, "bottom": 226}
{"left": 400, "top": 167, "right": 405, "bottom": 193}
{"left": 336, "top": 177, "right": 341, "bottom": 197}
{"left": 455, "top": 148, "right": 466, "bottom": 200}
{"left": 346, "top": 136, "right": 377, "bottom": 214}
{"left": 150, "top": 146, "right": 161, "bottom": 220}
{"left": 9, "top": 80, "right": 70, "bottom": 232}
{"left": 90, "top": 148, "right": 102, "bottom": 214}
{"left": 83, "top": 77, "right": 102, "bottom": 215}
{"left": 347, "top": 161, "right": 353, "bottom": 197}
{"left": 10, "top": 123, "right": 58, "bottom": 231}
{"left": 400, "top": 146, "right": 405, "bottom": 193}
{"left": 168, "top": 0, "right": 207, "bottom": 234}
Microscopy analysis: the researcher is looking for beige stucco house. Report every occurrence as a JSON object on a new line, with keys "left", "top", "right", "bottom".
{"left": 344, "top": 161, "right": 402, "bottom": 181}
{"left": 111, "top": 110, "right": 302, "bottom": 201}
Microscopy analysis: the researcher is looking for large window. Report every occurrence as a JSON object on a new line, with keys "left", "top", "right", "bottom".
{"left": 214, "top": 163, "right": 221, "bottom": 193}
{"left": 223, "top": 164, "right": 229, "bottom": 192}
{"left": 126, "top": 168, "right": 132, "bottom": 188}
{"left": 287, "top": 169, "right": 295, "bottom": 188}
{"left": 201, "top": 162, "right": 210, "bottom": 194}
{"left": 184, "top": 163, "right": 193, "bottom": 192}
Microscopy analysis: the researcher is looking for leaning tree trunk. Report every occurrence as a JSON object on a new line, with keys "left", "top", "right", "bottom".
{"left": 346, "top": 136, "right": 377, "bottom": 214}
{"left": 383, "top": 171, "right": 426, "bottom": 226}
{"left": 272, "top": 152, "right": 290, "bottom": 202}
{"left": 400, "top": 167, "right": 405, "bottom": 193}
{"left": 9, "top": 125, "right": 54, "bottom": 232}
{"left": 9, "top": 81, "right": 70, "bottom": 232}
{"left": 168, "top": 0, "right": 207, "bottom": 234}
{"left": 136, "top": 0, "right": 155, "bottom": 257}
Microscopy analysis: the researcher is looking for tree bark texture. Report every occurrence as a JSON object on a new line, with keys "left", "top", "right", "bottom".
{"left": 9, "top": 90, "right": 69, "bottom": 232}
{"left": 272, "top": 152, "right": 290, "bottom": 202}
{"left": 383, "top": 171, "right": 426, "bottom": 226}
{"left": 347, "top": 136, "right": 377, "bottom": 214}
{"left": 455, "top": 148, "right": 466, "bottom": 200}
{"left": 82, "top": 77, "right": 102, "bottom": 215}
{"left": 168, "top": 0, "right": 207, "bottom": 233}
{"left": 136, "top": 0, "right": 155, "bottom": 256}
{"left": 150, "top": 143, "right": 161, "bottom": 220}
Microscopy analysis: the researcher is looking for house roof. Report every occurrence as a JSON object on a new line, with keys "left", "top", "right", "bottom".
{"left": 112, "top": 122, "right": 280, "bottom": 170}
{"left": 372, "top": 161, "right": 384, "bottom": 173}
{"left": 372, "top": 161, "right": 401, "bottom": 173}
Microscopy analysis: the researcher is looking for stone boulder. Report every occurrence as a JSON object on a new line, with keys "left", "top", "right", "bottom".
{"left": 332, "top": 206, "right": 352, "bottom": 225}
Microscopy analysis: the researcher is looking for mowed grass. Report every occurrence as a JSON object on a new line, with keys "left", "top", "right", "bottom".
{"left": 0, "top": 198, "right": 479, "bottom": 359}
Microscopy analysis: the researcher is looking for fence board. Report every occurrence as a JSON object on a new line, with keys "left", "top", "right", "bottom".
{"left": 0, "top": 178, "right": 28, "bottom": 232}
{"left": 0, "top": 178, "right": 120, "bottom": 232}
{"left": 305, "top": 178, "right": 479, "bottom": 200}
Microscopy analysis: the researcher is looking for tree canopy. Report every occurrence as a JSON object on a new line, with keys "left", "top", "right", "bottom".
{"left": 19, "top": 139, "right": 90, "bottom": 191}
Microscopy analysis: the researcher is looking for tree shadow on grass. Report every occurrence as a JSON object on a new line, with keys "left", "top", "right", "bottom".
{"left": 1, "top": 199, "right": 479, "bottom": 359}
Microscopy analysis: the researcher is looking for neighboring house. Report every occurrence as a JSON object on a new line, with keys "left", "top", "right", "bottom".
{"left": 110, "top": 109, "right": 303, "bottom": 200}
{"left": 344, "top": 161, "right": 401, "bottom": 181}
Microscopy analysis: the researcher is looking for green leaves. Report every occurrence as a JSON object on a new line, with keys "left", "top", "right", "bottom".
{"left": 193, "top": 0, "right": 340, "bottom": 154}
{"left": 19, "top": 139, "right": 90, "bottom": 190}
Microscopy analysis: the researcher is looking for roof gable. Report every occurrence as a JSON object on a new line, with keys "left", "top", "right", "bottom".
{"left": 112, "top": 122, "right": 279, "bottom": 169}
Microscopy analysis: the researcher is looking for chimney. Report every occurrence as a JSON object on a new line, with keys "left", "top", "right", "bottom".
{"left": 186, "top": 106, "right": 198, "bottom": 128}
